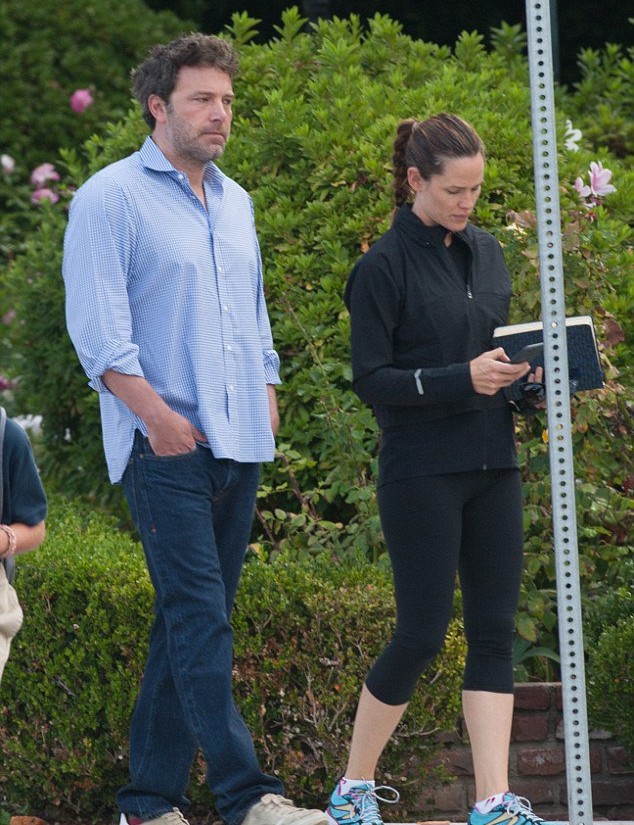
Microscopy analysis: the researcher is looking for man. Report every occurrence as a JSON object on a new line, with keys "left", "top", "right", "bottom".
{"left": 63, "top": 33, "right": 327, "bottom": 825}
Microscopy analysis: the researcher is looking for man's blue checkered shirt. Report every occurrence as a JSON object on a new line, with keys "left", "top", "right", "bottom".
{"left": 63, "top": 137, "right": 281, "bottom": 483}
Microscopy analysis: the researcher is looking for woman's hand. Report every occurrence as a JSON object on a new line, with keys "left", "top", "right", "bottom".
{"left": 522, "top": 365, "right": 547, "bottom": 409}
{"left": 470, "top": 348, "right": 531, "bottom": 396}
{"left": 528, "top": 365, "right": 544, "bottom": 384}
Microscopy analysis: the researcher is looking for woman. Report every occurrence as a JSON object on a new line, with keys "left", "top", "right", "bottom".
{"left": 326, "top": 114, "right": 547, "bottom": 825}
{"left": 0, "top": 406, "right": 47, "bottom": 682}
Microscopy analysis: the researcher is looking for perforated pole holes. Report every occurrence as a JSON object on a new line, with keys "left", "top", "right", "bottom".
{"left": 525, "top": 1, "right": 594, "bottom": 821}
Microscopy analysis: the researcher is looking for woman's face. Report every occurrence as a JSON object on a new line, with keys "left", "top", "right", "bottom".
{"left": 408, "top": 153, "right": 485, "bottom": 232}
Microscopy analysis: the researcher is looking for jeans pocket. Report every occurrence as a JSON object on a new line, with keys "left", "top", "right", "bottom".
{"left": 141, "top": 436, "right": 198, "bottom": 462}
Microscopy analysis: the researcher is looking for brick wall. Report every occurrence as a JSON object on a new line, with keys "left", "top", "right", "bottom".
{"left": 415, "top": 682, "right": 634, "bottom": 821}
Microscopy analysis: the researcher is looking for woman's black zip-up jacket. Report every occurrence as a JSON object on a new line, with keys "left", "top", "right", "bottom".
{"left": 344, "top": 204, "right": 519, "bottom": 480}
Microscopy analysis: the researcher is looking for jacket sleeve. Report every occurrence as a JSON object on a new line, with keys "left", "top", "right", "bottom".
{"left": 345, "top": 255, "right": 474, "bottom": 408}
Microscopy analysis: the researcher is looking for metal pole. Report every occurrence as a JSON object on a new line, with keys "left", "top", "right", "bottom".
{"left": 524, "top": 2, "right": 594, "bottom": 823}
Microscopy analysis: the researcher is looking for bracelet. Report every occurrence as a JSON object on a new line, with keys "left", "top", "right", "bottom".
{"left": 0, "top": 524, "right": 17, "bottom": 559}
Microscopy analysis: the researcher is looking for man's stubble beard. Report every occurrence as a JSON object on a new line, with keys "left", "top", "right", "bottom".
{"left": 167, "top": 110, "right": 228, "bottom": 165}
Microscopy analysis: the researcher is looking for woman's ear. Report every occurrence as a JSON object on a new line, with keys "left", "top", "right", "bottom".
{"left": 407, "top": 166, "right": 423, "bottom": 192}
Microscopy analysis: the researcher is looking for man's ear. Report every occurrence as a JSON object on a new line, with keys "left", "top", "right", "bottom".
{"left": 148, "top": 94, "right": 168, "bottom": 124}
{"left": 407, "top": 166, "right": 423, "bottom": 192}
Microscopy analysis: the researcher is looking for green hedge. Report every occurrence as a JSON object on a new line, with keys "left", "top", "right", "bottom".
{"left": 583, "top": 572, "right": 634, "bottom": 649}
{"left": 0, "top": 0, "right": 193, "bottom": 281}
{"left": 0, "top": 0, "right": 192, "bottom": 173}
{"left": 0, "top": 495, "right": 465, "bottom": 820}
{"left": 567, "top": 42, "right": 634, "bottom": 160}
{"left": 584, "top": 578, "right": 634, "bottom": 759}
{"left": 2, "top": 10, "right": 633, "bottom": 659}
{"left": 586, "top": 616, "right": 634, "bottom": 759}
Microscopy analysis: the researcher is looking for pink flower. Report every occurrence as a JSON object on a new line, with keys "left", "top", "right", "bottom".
{"left": 30, "top": 162, "right": 60, "bottom": 188}
{"left": 31, "top": 187, "right": 60, "bottom": 205}
{"left": 0, "top": 375, "right": 17, "bottom": 391}
{"left": 1, "top": 154, "right": 15, "bottom": 175}
{"left": 588, "top": 161, "right": 616, "bottom": 197}
{"left": 70, "top": 88, "right": 94, "bottom": 113}
{"left": 574, "top": 177, "right": 591, "bottom": 199}
{"left": 574, "top": 161, "right": 617, "bottom": 207}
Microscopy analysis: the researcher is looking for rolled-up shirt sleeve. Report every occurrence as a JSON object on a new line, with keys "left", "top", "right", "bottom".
{"left": 250, "top": 201, "right": 281, "bottom": 387}
{"left": 63, "top": 175, "right": 144, "bottom": 393}
{"left": 263, "top": 349, "right": 281, "bottom": 385}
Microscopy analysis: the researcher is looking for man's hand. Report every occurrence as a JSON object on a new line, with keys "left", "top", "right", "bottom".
{"left": 146, "top": 408, "right": 206, "bottom": 456}
{"left": 102, "top": 370, "right": 206, "bottom": 456}
{"left": 470, "top": 348, "right": 531, "bottom": 396}
{"left": 267, "top": 384, "right": 280, "bottom": 436}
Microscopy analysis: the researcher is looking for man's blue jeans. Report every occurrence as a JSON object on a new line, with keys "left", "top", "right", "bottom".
{"left": 116, "top": 432, "right": 284, "bottom": 824}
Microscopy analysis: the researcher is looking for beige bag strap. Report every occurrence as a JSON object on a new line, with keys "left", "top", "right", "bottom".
{"left": 0, "top": 405, "right": 5, "bottom": 516}
{"left": 0, "top": 558, "right": 24, "bottom": 682}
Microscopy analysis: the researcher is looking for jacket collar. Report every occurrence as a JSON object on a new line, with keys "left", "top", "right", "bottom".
{"left": 393, "top": 203, "right": 473, "bottom": 248}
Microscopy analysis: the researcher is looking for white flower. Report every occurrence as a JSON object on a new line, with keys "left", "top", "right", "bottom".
{"left": 564, "top": 119, "right": 582, "bottom": 152}
{"left": 13, "top": 414, "right": 43, "bottom": 435}
{"left": 1, "top": 154, "right": 16, "bottom": 174}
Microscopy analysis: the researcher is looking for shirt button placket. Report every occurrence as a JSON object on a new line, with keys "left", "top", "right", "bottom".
{"left": 217, "top": 255, "right": 238, "bottom": 424}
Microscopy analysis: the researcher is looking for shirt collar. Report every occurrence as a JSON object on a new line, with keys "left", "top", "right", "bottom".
{"left": 138, "top": 135, "right": 226, "bottom": 187}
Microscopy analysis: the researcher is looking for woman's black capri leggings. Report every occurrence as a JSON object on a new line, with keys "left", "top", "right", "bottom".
{"left": 365, "top": 468, "right": 524, "bottom": 706}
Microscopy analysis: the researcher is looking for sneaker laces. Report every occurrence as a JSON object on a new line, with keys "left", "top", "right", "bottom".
{"left": 503, "top": 794, "right": 544, "bottom": 823}
{"left": 353, "top": 785, "right": 400, "bottom": 825}
{"left": 154, "top": 812, "right": 190, "bottom": 825}
{"left": 256, "top": 794, "right": 325, "bottom": 822}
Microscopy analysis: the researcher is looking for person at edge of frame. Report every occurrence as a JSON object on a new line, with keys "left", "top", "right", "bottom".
{"left": 0, "top": 409, "right": 47, "bottom": 684}
{"left": 324, "top": 113, "right": 550, "bottom": 825}
{"left": 62, "top": 32, "right": 329, "bottom": 825}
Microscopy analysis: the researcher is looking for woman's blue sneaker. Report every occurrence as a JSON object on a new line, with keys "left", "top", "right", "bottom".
{"left": 326, "top": 780, "right": 399, "bottom": 825}
{"left": 468, "top": 793, "right": 555, "bottom": 825}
